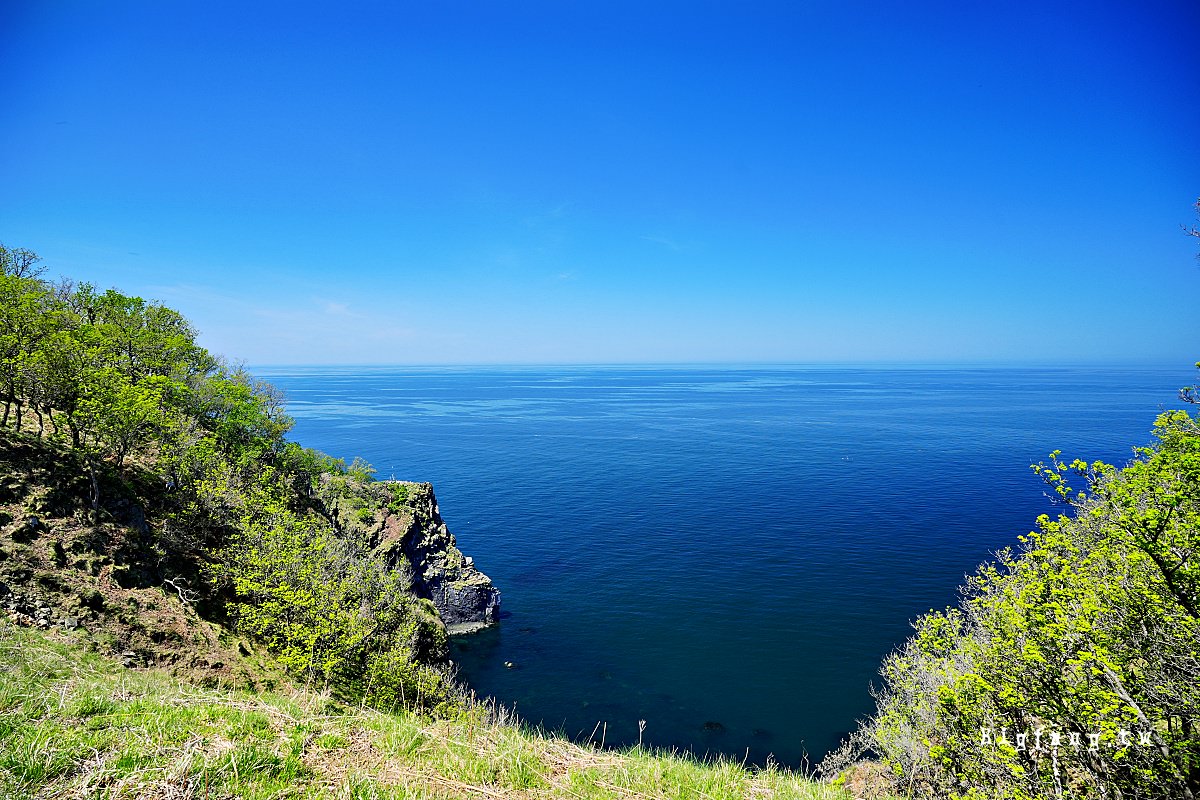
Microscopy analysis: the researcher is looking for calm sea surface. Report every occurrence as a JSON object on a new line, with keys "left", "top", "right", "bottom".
{"left": 254, "top": 365, "right": 1191, "bottom": 766}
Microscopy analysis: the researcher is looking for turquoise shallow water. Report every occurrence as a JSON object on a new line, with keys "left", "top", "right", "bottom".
{"left": 254, "top": 365, "right": 1191, "bottom": 766}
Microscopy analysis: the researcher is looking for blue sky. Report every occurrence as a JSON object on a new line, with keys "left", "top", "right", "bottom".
{"left": 2, "top": 1, "right": 1198, "bottom": 365}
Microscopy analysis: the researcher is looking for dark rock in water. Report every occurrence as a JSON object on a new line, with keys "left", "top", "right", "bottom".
{"left": 702, "top": 721, "right": 726, "bottom": 733}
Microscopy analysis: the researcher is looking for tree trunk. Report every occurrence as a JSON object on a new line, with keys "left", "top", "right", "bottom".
{"left": 86, "top": 457, "right": 101, "bottom": 526}
{"left": 1, "top": 380, "right": 13, "bottom": 427}
{"left": 1101, "top": 663, "right": 1192, "bottom": 800}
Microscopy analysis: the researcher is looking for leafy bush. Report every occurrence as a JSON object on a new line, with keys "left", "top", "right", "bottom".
{"left": 825, "top": 382, "right": 1200, "bottom": 798}
{"left": 218, "top": 498, "right": 453, "bottom": 712}
{"left": 386, "top": 481, "right": 411, "bottom": 515}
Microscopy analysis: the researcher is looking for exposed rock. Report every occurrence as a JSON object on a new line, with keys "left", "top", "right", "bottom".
{"left": 78, "top": 588, "right": 105, "bottom": 610}
{"left": 318, "top": 476, "right": 501, "bottom": 632}
{"left": 380, "top": 481, "right": 501, "bottom": 630}
{"left": 10, "top": 516, "right": 43, "bottom": 543}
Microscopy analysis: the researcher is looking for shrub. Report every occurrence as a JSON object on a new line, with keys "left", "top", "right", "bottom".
{"left": 825, "top": 401, "right": 1200, "bottom": 798}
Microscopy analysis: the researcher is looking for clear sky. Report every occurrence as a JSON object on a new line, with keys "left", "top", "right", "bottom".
{"left": 2, "top": 1, "right": 1198, "bottom": 365}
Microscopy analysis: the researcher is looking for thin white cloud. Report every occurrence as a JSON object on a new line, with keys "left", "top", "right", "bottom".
{"left": 522, "top": 202, "right": 574, "bottom": 227}
{"left": 640, "top": 234, "right": 686, "bottom": 252}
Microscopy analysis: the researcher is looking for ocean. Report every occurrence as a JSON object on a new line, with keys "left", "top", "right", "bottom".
{"left": 254, "top": 364, "right": 1192, "bottom": 767}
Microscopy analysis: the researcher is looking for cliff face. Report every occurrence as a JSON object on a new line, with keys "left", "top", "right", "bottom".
{"left": 317, "top": 477, "right": 500, "bottom": 634}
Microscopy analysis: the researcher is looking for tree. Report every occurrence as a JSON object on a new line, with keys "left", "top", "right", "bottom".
{"left": 0, "top": 243, "right": 47, "bottom": 279}
{"left": 824, "top": 408, "right": 1200, "bottom": 797}
{"left": 0, "top": 273, "right": 57, "bottom": 428}
{"left": 0, "top": 242, "right": 467, "bottom": 718}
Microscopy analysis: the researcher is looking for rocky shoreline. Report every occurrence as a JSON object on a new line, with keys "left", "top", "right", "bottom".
{"left": 317, "top": 476, "right": 501, "bottom": 633}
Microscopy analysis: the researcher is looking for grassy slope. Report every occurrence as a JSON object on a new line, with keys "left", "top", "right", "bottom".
{"left": 0, "top": 623, "right": 855, "bottom": 800}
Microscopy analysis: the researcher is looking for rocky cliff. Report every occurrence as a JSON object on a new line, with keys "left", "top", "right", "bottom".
{"left": 316, "top": 476, "right": 501, "bottom": 634}
{"left": 0, "top": 424, "right": 500, "bottom": 705}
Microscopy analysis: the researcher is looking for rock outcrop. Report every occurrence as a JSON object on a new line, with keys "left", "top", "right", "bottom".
{"left": 318, "top": 476, "right": 500, "bottom": 634}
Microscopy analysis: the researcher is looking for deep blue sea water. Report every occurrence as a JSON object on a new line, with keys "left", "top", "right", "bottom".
{"left": 254, "top": 365, "right": 1192, "bottom": 767}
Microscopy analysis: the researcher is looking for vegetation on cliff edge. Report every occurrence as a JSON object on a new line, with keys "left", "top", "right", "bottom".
{"left": 0, "top": 243, "right": 453, "bottom": 710}
{"left": 821, "top": 372, "right": 1200, "bottom": 798}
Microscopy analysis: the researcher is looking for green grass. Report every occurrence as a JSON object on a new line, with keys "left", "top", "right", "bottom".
{"left": 0, "top": 622, "right": 858, "bottom": 799}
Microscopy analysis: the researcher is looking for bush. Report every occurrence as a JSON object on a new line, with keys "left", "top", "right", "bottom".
{"left": 218, "top": 500, "right": 454, "bottom": 713}
{"left": 825, "top": 400, "right": 1200, "bottom": 799}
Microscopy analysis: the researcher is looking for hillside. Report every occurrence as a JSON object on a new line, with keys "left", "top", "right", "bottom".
{"left": 0, "top": 425, "right": 496, "bottom": 695}
{"left": 0, "top": 426, "right": 281, "bottom": 688}
{"left": 0, "top": 248, "right": 507, "bottom": 709}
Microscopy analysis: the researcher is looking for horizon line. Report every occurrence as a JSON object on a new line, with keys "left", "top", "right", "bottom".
{"left": 243, "top": 359, "right": 1195, "bottom": 371}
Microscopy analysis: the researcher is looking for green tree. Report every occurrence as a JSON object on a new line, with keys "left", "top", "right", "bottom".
{"left": 825, "top": 391, "right": 1200, "bottom": 799}
{"left": 0, "top": 272, "right": 57, "bottom": 428}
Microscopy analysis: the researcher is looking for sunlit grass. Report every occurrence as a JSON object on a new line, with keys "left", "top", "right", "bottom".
{"left": 0, "top": 622, "right": 860, "bottom": 799}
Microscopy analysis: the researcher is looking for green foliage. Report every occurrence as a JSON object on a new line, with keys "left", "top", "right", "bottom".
{"left": 217, "top": 498, "right": 454, "bottom": 713}
{"left": 347, "top": 455, "right": 377, "bottom": 482}
{"left": 827, "top": 379, "right": 1200, "bottom": 798}
{"left": 0, "top": 243, "right": 463, "bottom": 718}
{"left": 386, "top": 481, "right": 411, "bottom": 515}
